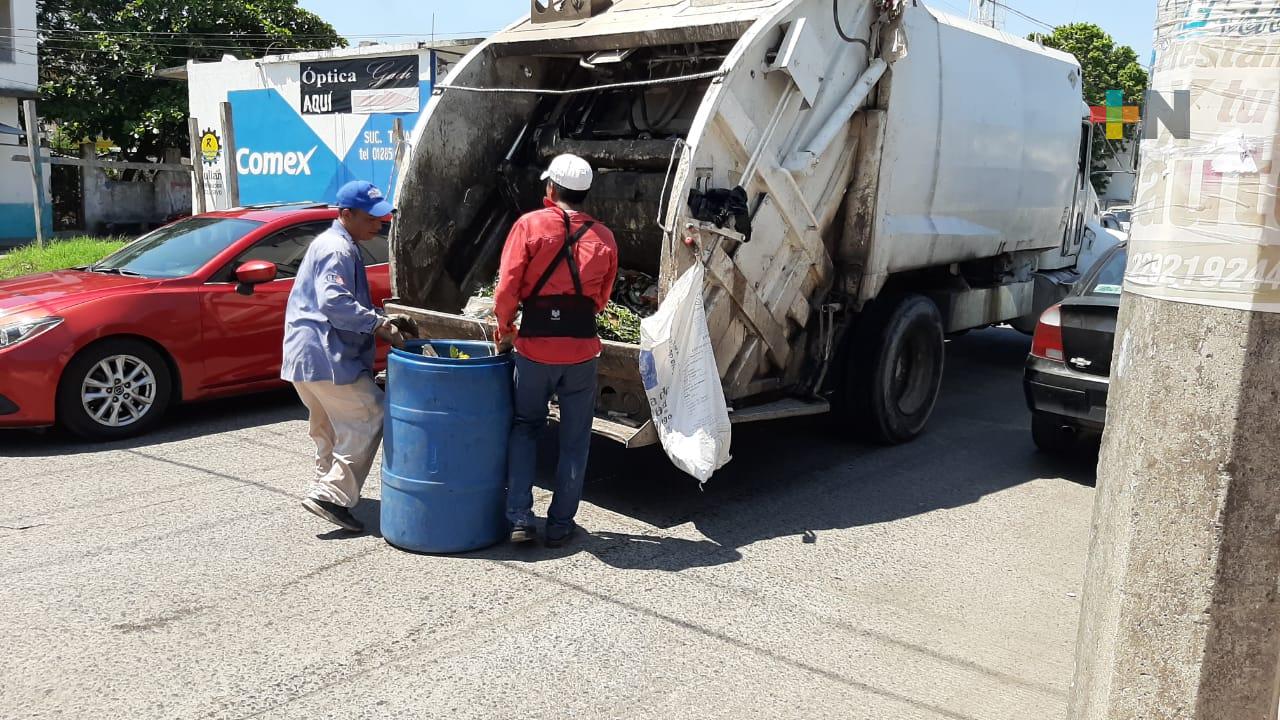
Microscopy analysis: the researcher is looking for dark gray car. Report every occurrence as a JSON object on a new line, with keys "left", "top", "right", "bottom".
{"left": 1023, "top": 243, "right": 1126, "bottom": 453}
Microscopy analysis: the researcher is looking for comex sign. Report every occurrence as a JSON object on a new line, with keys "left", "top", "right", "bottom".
{"left": 236, "top": 146, "right": 319, "bottom": 176}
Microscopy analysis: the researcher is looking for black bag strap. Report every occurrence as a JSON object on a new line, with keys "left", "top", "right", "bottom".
{"left": 529, "top": 211, "right": 595, "bottom": 299}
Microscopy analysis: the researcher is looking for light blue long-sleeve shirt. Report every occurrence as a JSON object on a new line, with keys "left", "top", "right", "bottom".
{"left": 281, "top": 221, "right": 382, "bottom": 385}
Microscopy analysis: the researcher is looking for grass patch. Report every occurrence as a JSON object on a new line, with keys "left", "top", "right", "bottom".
{"left": 0, "top": 237, "right": 129, "bottom": 281}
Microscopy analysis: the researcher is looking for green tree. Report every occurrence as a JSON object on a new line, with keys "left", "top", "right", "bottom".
{"left": 37, "top": 0, "right": 345, "bottom": 161}
{"left": 1029, "top": 23, "right": 1148, "bottom": 194}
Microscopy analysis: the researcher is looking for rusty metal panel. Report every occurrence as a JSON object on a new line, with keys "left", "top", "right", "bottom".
{"left": 838, "top": 109, "right": 888, "bottom": 303}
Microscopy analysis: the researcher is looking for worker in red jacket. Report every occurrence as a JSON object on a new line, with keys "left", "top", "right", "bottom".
{"left": 494, "top": 154, "right": 619, "bottom": 548}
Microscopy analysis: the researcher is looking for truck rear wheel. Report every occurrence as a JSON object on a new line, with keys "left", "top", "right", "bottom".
{"left": 840, "top": 294, "right": 945, "bottom": 444}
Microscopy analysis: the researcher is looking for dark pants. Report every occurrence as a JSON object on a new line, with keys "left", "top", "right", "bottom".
{"left": 506, "top": 354, "right": 599, "bottom": 534}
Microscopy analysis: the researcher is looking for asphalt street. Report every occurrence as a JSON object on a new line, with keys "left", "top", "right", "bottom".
{"left": 0, "top": 327, "right": 1098, "bottom": 720}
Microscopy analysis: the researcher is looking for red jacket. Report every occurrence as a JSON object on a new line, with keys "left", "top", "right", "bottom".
{"left": 495, "top": 200, "right": 619, "bottom": 365}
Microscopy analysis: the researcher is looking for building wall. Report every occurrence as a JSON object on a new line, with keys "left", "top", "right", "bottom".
{"left": 0, "top": 0, "right": 38, "bottom": 96}
{"left": 81, "top": 148, "right": 193, "bottom": 233}
{"left": 0, "top": 97, "right": 51, "bottom": 245}
{"left": 187, "top": 45, "right": 443, "bottom": 212}
{"left": 0, "top": 0, "right": 50, "bottom": 246}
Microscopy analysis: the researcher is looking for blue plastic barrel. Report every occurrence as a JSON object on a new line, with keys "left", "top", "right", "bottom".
{"left": 381, "top": 339, "right": 512, "bottom": 553}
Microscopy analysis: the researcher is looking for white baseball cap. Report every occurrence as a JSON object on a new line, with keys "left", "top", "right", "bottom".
{"left": 541, "top": 153, "right": 593, "bottom": 192}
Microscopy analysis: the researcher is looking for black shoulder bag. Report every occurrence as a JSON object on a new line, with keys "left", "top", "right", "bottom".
{"left": 518, "top": 213, "right": 599, "bottom": 339}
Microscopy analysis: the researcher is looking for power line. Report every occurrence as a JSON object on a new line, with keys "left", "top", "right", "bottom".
{"left": 0, "top": 25, "right": 494, "bottom": 39}
{"left": 969, "top": 0, "right": 1005, "bottom": 29}
{"left": 3, "top": 42, "right": 187, "bottom": 73}
{"left": 929, "top": 0, "right": 981, "bottom": 16}
{"left": 36, "top": 39, "right": 334, "bottom": 54}
{"left": 17, "top": 45, "right": 395, "bottom": 69}
{"left": 981, "top": 0, "right": 1056, "bottom": 31}
{"left": 9, "top": 32, "right": 486, "bottom": 63}
{"left": 4, "top": 38, "right": 471, "bottom": 74}
{"left": 1, "top": 32, "right": 488, "bottom": 60}
{"left": 33, "top": 35, "right": 360, "bottom": 49}
{"left": 7, "top": 37, "right": 353, "bottom": 61}
{"left": 5, "top": 37, "right": 461, "bottom": 75}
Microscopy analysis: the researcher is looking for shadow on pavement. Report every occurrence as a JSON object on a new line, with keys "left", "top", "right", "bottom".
{"left": 513, "top": 327, "right": 1099, "bottom": 571}
{"left": 7, "top": 327, "right": 1101, "bottom": 574}
{"left": 460, "top": 525, "right": 744, "bottom": 569}
{"left": 0, "top": 388, "right": 306, "bottom": 457}
{"left": 314, "top": 498, "right": 385, "bottom": 541}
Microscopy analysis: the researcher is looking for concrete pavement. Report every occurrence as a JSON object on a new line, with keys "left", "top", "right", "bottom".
{"left": 0, "top": 328, "right": 1097, "bottom": 719}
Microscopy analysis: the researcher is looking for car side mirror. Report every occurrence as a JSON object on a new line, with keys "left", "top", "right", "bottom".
{"left": 234, "top": 260, "right": 277, "bottom": 296}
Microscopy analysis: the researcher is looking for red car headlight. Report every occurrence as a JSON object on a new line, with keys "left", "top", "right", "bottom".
{"left": 0, "top": 317, "right": 63, "bottom": 349}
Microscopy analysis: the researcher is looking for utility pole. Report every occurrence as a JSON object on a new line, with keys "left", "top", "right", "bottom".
{"left": 187, "top": 117, "right": 207, "bottom": 215}
{"left": 967, "top": 0, "right": 1003, "bottom": 29}
{"left": 1069, "top": 2, "right": 1280, "bottom": 719}
{"left": 219, "top": 102, "right": 240, "bottom": 208}
{"left": 21, "top": 100, "right": 45, "bottom": 249}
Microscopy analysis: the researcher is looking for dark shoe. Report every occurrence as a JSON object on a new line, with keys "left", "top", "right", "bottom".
{"left": 302, "top": 498, "right": 363, "bottom": 532}
{"left": 509, "top": 523, "right": 537, "bottom": 544}
{"left": 544, "top": 525, "right": 576, "bottom": 548}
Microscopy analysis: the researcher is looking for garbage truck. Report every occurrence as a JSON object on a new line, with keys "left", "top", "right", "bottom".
{"left": 384, "top": 0, "right": 1098, "bottom": 448}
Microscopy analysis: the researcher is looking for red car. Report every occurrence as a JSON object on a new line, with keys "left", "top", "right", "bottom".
{"left": 0, "top": 204, "right": 392, "bottom": 440}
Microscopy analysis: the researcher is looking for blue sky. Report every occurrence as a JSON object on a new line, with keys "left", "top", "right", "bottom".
{"left": 299, "top": 0, "right": 1155, "bottom": 63}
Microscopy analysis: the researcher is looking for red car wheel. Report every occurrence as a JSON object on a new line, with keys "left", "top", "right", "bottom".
{"left": 57, "top": 338, "right": 174, "bottom": 441}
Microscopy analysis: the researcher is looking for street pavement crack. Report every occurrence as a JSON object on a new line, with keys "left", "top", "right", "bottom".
{"left": 498, "top": 561, "right": 983, "bottom": 720}
{"left": 277, "top": 544, "right": 386, "bottom": 590}
{"left": 112, "top": 605, "right": 213, "bottom": 633}
{"left": 124, "top": 450, "right": 296, "bottom": 499}
{"left": 205, "top": 577, "right": 562, "bottom": 720}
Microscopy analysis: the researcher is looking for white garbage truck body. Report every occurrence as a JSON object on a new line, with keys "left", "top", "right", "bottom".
{"left": 386, "top": 0, "right": 1094, "bottom": 447}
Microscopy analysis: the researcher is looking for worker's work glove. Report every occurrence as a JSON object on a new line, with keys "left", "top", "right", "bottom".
{"left": 495, "top": 335, "right": 515, "bottom": 355}
{"left": 375, "top": 319, "right": 407, "bottom": 350}
{"left": 386, "top": 313, "right": 420, "bottom": 339}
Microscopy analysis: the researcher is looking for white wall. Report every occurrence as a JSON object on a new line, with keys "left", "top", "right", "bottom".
{"left": 0, "top": 80, "right": 50, "bottom": 245}
{"left": 0, "top": 0, "right": 47, "bottom": 245}
{"left": 0, "top": 94, "right": 16, "bottom": 132}
{"left": 82, "top": 157, "right": 194, "bottom": 233}
{"left": 0, "top": 0, "right": 38, "bottom": 98}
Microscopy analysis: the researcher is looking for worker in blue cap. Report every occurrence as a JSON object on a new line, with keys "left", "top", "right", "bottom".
{"left": 283, "top": 179, "right": 413, "bottom": 533}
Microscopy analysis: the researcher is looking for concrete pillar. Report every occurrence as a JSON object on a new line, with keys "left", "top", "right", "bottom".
{"left": 1069, "top": 296, "right": 1280, "bottom": 719}
{"left": 1069, "top": 2, "right": 1280, "bottom": 719}
{"left": 80, "top": 143, "right": 104, "bottom": 235}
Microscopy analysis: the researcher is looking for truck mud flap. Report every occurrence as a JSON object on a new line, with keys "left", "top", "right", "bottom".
{"left": 564, "top": 408, "right": 659, "bottom": 448}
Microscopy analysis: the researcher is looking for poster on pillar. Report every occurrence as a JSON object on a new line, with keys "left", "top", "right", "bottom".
{"left": 189, "top": 49, "right": 436, "bottom": 211}
{"left": 1123, "top": 3, "right": 1280, "bottom": 311}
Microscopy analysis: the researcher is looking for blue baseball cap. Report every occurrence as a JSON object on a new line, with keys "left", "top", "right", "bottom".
{"left": 335, "top": 180, "right": 395, "bottom": 218}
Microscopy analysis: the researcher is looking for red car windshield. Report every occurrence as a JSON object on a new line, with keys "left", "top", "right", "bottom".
{"left": 89, "top": 217, "right": 264, "bottom": 279}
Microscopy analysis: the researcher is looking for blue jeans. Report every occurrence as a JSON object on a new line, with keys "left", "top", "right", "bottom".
{"left": 506, "top": 355, "right": 598, "bottom": 534}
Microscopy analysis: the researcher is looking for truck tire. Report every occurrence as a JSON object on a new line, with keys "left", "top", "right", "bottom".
{"left": 57, "top": 338, "right": 174, "bottom": 441}
{"left": 841, "top": 294, "right": 945, "bottom": 444}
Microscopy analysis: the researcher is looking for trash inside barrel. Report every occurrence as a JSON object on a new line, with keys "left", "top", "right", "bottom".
{"left": 381, "top": 339, "right": 512, "bottom": 553}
